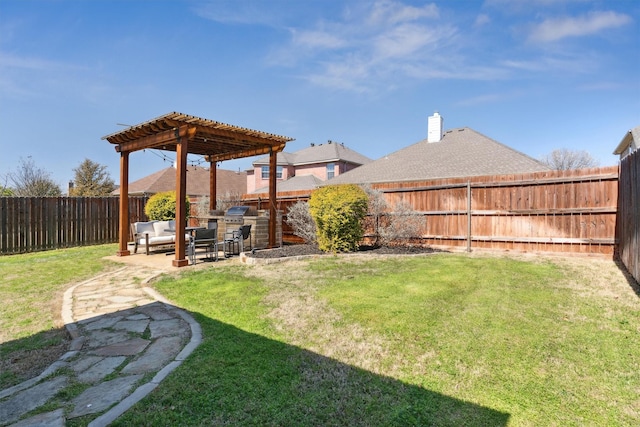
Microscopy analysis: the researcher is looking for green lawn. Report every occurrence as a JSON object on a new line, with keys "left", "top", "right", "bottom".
{"left": 114, "top": 253, "right": 639, "bottom": 426}
{"left": 0, "top": 244, "right": 119, "bottom": 343}
{"left": 1, "top": 248, "right": 638, "bottom": 425}
{"left": 0, "top": 244, "right": 119, "bottom": 387}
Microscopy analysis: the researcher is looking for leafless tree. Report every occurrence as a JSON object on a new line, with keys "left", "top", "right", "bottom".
{"left": 361, "top": 184, "right": 387, "bottom": 246}
{"left": 285, "top": 200, "right": 317, "bottom": 244}
{"left": 539, "top": 149, "right": 599, "bottom": 170}
{"left": 379, "top": 200, "right": 425, "bottom": 246}
{"left": 9, "top": 157, "right": 62, "bottom": 196}
{"left": 216, "top": 191, "right": 244, "bottom": 212}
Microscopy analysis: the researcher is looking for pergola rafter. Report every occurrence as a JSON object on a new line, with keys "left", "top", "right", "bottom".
{"left": 102, "top": 112, "right": 293, "bottom": 267}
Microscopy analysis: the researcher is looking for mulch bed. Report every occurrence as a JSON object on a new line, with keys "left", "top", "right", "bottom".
{"left": 246, "top": 243, "right": 441, "bottom": 259}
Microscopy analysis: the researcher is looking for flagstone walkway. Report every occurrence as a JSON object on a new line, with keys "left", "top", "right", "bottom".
{"left": 0, "top": 265, "right": 202, "bottom": 427}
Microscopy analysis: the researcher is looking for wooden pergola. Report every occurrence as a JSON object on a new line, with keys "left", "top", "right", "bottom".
{"left": 102, "top": 112, "right": 293, "bottom": 267}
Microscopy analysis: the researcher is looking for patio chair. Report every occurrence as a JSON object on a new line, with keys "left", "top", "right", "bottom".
{"left": 223, "top": 224, "right": 251, "bottom": 257}
{"left": 189, "top": 225, "right": 219, "bottom": 264}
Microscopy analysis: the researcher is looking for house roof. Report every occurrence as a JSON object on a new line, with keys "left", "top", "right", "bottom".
{"left": 613, "top": 125, "right": 640, "bottom": 155}
{"left": 329, "top": 127, "right": 550, "bottom": 185}
{"left": 252, "top": 141, "right": 372, "bottom": 167}
{"left": 251, "top": 174, "right": 324, "bottom": 194}
{"left": 112, "top": 166, "right": 246, "bottom": 196}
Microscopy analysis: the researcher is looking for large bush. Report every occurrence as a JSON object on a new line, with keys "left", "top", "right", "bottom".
{"left": 308, "top": 184, "right": 368, "bottom": 252}
{"left": 145, "top": 191, "right": 190, "bottom": 221}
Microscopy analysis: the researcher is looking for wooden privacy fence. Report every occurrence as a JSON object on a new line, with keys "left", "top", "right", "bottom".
{"left": 244, "top": 166, "right": 620, "bottom": 256}
{"left": 616, "top": 150, "right": 639, "bottom": 282}
{"left": 375, "top": 166, "right": 619, "bottom": 255}
{"left": 0, "top": 197, "right": 148, "bottom": 255}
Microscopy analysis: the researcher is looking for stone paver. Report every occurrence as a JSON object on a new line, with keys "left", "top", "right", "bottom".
{"left": 0, "top": 377, "right": 68, "bottom": 425}
{"left": 77, "top": 356, "right": 127, "bottom": 383}
{"left": 121, "top": 336, "right": 184, "bottom": 375}
{"left": 90, "top": 337, "right": 151, "bottom": 357}
{"left": 69, "top": 375, "right": 143, "bottom": 418}
{"left": 0, "top": 264, "right": 203, "bottom": 426}
{"left": 10, "top": 409, "right": 65, "bottom": 427}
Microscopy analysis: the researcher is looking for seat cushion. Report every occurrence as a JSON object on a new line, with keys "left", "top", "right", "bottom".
{"left": 134, "top": 221, "right": 156, "bottom": 235}
{"left": 141, "top": 235, "right": 174, "bottom": 245}
{"left": 153, "top": 221, "right": 175, "bottom": 237}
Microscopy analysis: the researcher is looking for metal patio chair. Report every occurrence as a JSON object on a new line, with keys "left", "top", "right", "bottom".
{"left": 223, "top": 224, "right": 252, "bottom": 257}
{"left": 189, "top": 225, "right": 219, "bottom": 264}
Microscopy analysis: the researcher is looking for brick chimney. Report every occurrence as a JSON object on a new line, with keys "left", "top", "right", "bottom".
{"left": 427, "top": 112, "right": 443, "bottom": 143}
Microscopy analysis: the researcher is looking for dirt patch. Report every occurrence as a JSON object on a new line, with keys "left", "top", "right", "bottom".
{"left": 0, "top": 329, "right": 70, "bottom": 389}
{"left": 247, "top": 244, "right": 441, "bottom": 259}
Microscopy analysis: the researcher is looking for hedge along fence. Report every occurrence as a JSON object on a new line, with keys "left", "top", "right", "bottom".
{"left": 0, "top": 196, "right": 148, "bottom": 255}
{"left": 243, "top": 166, "right": 620, "bottom": 256}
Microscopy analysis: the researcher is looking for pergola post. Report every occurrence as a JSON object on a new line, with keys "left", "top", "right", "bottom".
{"left": 173, "top": 133, "right": 190, "bottom": 267}
{"left": 117, "top": 151, "right": 130, "bottom": 256}
{"left": 269, "top": 148, "right": 277, "bottom": 248}
{"left": 209, "top": 160, "right": 217, "bottom": 211}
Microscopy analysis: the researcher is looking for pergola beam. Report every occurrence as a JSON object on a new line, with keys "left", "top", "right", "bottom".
{"left": 114, "top": 126, "right": 196, "bottom": 153}
{"left": 205, "top": 143, "right": 286, "bottom": 162}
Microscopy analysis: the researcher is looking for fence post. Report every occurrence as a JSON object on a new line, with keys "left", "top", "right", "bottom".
{"left": 467, "top": 181, "right": 472, "bottom": 252}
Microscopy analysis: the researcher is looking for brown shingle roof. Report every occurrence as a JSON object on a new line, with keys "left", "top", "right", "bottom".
{"left": 112, "top": 166, "right": 246, "bottom": 196}
{"left": 251, "top": 174, "right": 324, "bottom": 194}
{"left": 329, "top": 127, "right": 550, "bottom": 184}
{"left": 252, "top": 142, "right": 372, "bottom": 167}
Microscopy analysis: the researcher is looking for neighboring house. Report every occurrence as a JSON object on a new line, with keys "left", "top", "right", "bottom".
{"left": 613, "top": 125, "right": 640, "bottom": 160}
{"left": 112, "top": 166, "right": 247, "bottom": 196}
{"left": 329, "top": 112, "right": 550, "bottom": 185}
{"left": 248, "top": 141, "right": 372, "bottom": 193}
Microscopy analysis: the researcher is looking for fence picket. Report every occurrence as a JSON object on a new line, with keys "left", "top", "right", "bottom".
{"left": 0, "top": 196, "right": 148, "bottom": 255}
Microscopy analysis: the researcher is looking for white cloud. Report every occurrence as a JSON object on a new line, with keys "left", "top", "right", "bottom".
{"left": 267, "top": 1, "right": 631, "bottom": 93}
{"left": 291, "top": 29, "right": 346, "bottom": 50}
{"left": 528, "top": 11, "right": 632, "bottom": 42}
{"left": 0, "top": 52, "right": 64, "bottom": 70}
{"left": 268, "top": 1, "right": 463, "bottom": 92}
{"left": 373, "top": 24, "right": 448, "bottom": 59}
{"left": 483, "top": 0, "right": 592, "bottom": 13}
{"left": 193, "top": 1, "right": 283, "bottom": 27}
{"left": 474, "top": 14, "right": 491, "bottom": 27}
{"left": 305, "top": 58, "right": 372, "bottom": 93}
{"left": 456, "top": 92, "right": 518, "bottom": 107}
{"left": 366, "top": 0, "right": 439, "bottom": 26}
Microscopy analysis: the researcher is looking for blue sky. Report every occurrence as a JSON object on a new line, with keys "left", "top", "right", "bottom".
{"left": 1, "top": 0, "right": 638, "bottom": 190}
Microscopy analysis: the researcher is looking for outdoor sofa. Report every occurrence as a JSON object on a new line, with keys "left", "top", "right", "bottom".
{"left": 131, "top": 220, "right": 189, "bottom": 255}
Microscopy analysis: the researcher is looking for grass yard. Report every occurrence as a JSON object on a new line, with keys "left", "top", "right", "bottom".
{"left": 111, "top": 253, "right": 639, "bottom": 426}
{"left": 0, "top": 244, "right": 119, "bottom": 387}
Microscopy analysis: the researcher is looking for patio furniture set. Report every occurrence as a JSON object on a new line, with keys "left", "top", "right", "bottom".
{"left": 130, "top": 220, "right": 251, "bottom": 264}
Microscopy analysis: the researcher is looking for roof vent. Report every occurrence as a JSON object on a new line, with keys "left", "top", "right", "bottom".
{"left": 427, "top": 112, "right": 443, "bottom": 143}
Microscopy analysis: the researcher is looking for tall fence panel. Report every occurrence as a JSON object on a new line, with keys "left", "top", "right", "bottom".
{"left": 243, "top": 167, "right": 619, "bottom": 256}
{"left": 374, "top": 166, "right": 619, "bottom": 255}
{"left": 617, "top": 150, "right": 640, "bottom": 282}
{"left": 0, "top": 197, "right": 148, "bottom": 255}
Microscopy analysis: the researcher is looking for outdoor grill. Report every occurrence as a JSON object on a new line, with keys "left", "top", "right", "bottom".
{"left": 204, "top": 206, "right": 282, "bottom": 250}
{"left": 223, "top": 206, "right": 253, "bottom": 225}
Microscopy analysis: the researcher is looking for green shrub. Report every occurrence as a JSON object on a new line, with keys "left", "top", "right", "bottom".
{"left": 144, "top": 191, "right": 190, "bottom": 221}
{"left": 308, "top": 184, "right": 368, "bottom": 252}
